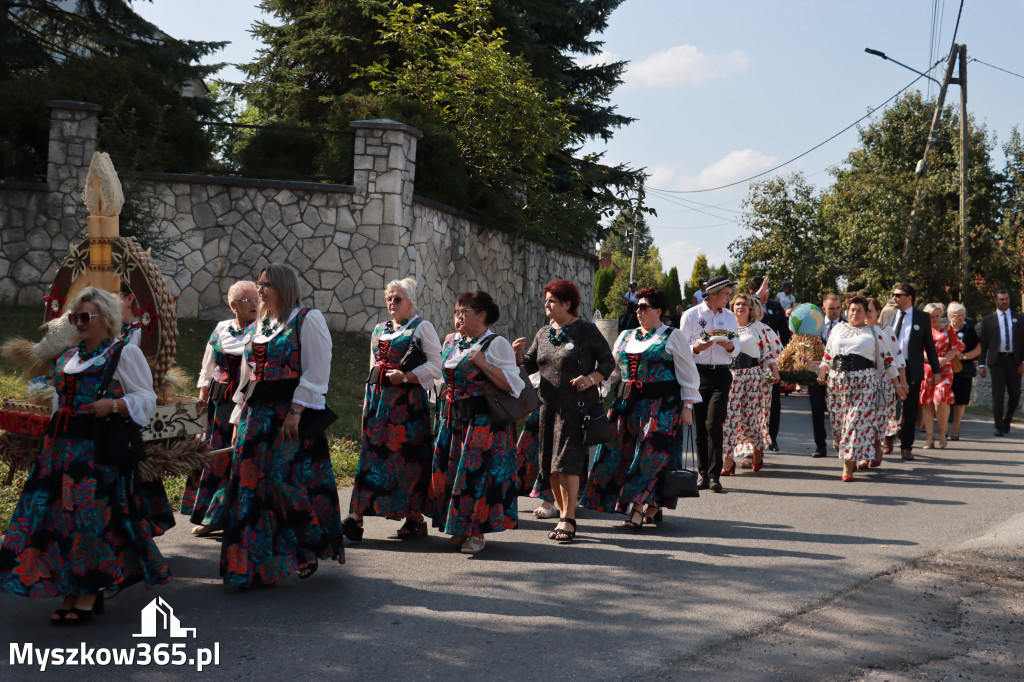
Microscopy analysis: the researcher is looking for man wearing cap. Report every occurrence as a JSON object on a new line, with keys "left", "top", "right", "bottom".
{"left": 751, "top": 276, "right": 790, "bottom": 451}
{"left": 777, "top": 281, "right": 796, "bottom": 316}
{"left": 680, "top": 275, "right": 740, "bottom": 491}
{"left": 693, "top": 277, "right": 708, "bottom": 305}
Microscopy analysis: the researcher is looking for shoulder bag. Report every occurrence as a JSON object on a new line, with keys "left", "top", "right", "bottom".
{"left": 94, "top": 344, "right": 148, "bottom": 469}
{"left": 659, "top": 424, "right": 699, "bottom": 498}
{"left": 479, "top": 335, "right": 541, "bottom": 427}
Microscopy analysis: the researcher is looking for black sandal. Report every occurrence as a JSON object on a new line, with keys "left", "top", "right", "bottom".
{"left": 551, "top": 518, "right": 576, "bottom": 543}
{"left": 396, "top": 516, "right": 428, "bottom": 540}
{"left": 643, "top": 506, "right": 663, "bottom": 525}
{"left": 298, "top": 559, "right": 318, "bottom": 579}
{"left": 621, "top": 506, "right": 643, "bottom": 533}
{"left": 50, "top": 609, "right": 72, "bottom": 626}
{"left": 63, "top": 592, "right": 104, "bottom": 626}
{"left": 342, "top": 517, "right": 363, "bottom": 543}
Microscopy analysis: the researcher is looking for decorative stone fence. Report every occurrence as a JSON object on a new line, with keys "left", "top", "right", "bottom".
{"left": 0, "top": 101, "right": 596, "bottom": 340}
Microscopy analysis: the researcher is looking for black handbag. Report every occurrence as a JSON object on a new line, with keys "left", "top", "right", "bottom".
{"left": 579, "top": 393, "right": 611, "bottom": 445}
{"left": 94, "top": 344, "right": 148, "bottom": 469}
{"left": 298, "top": 406, "right": 338, "bottom": 439}
{"left": 479, "top": 336, "right": 541, "bottom": 427}
{"left": 398, "top": 335, "right": 427, "bottom": 372}
{"left": 660, "top": 424, "right": 699, "bottom": 498}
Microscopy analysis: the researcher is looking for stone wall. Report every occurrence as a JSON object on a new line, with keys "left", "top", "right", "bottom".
{"left": 0, "top": 103, "right": 596, "bottom": 340}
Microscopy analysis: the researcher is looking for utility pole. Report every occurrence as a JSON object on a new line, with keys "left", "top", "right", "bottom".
{"left": 629, "top": 182, "right": 643, "bottom": 284}
{"left": 954, "top": 44, "right": 969, "bottom": 300}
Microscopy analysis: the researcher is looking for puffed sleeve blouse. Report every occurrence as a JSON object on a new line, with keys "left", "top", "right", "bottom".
{"left": 737, "top": 321, "right": 780, "bottom": 370}
{"left": 197, "top": 319, "right": 249, "bottom": 388}
{"left": 366, "top": 315, "right": 443, "bottom": 385}
{"left": 442, "top": 330, "right": 525, "bottom": 398}
{"left": 607, "top": 325, "right": 702, "bottom": 403}
{"left": 821, "top": 323, "right": 899, "bottom": 381}
{"left": 56, "top": 342, "right": 157, "bottom": 426}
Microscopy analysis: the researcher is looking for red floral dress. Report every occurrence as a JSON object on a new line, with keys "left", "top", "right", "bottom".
{"left": 920, "top": 325, "right": 965, "bottom": 405}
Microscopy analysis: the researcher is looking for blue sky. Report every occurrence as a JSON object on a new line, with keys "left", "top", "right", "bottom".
{"left": 136, "top": 0, "right": 1024, "bottom": 286}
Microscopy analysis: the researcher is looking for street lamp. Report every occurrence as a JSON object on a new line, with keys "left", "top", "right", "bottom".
{"left": 864, "top": 48, "right": 942, "bottom": 87}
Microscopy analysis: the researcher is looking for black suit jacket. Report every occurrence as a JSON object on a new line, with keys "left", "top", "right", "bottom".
{"left": 894, "top": 308, "right": 941, "bottom": 382}
{"left": 978, "top": 309, "right": 1024, "bottom": 367}
{"left": 761, "top": 299, "right": 791, "bottom": 345}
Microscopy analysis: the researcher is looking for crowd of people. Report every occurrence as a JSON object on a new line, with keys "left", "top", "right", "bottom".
{"left": 0, "top": 265, "right": 1019, "bottom": 626}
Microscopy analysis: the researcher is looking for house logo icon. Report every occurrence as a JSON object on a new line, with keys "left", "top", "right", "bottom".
{"left": 132, "top": 597, "right": 197, "bottom": 638}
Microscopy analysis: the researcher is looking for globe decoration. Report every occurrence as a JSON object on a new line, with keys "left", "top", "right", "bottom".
{"left": 789, "top": 303, "right": 825, "bottom": 337}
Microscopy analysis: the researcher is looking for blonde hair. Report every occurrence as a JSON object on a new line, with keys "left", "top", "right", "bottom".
{"left": 68, "top": 286, "right": 122, "bottom": 336}
{"left": 923, "top": 302, "right": 946, "bottom": 316}
{"left": 227, "top": 280, "right": 258, "bottom": 304}
{"left": 385, "top": 277, "right": 417, "bottom": 306}
{"left": 730, "top": 292, "right": 763, "bottom": 322}
{"left": 259, "top": 263, "right": 303, "bottom": 321}
{"left": 947, "top": 302, "right": 966, "bottom": 317}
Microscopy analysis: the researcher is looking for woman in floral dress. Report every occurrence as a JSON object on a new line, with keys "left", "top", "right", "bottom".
{"left": 515, "top": 402, "right": 557, "bottom": 518}
{"left": 582, "top": 287, "right": 700, "bottom": 531}
{"left": 429, "top": 291, "right": 523, "bottom": 555}
{"left": 512, "top": 279, "right": 615, "bottom": 543}
{"left": 817, "top": 295, "right": 903, "bottom": 481}
{"left": 344, "top": 277, "right": 442, "bottom": 542}
{"left": 919, "top": 302, "right": 966, "bottom": 449}
{"left": 0, "top": 287, "right": 168, "bottom": 624}
{"left": 181, "top": 280, "right": 258, "bottom": 535}
{"left": 865, "top": 297, "right": 908, "bottom": 467}
{"left": 221, "top": 263, "right": 344, "bottom": 587}
{"left": 721, "top": 294, "right": 780, "bottom": 475}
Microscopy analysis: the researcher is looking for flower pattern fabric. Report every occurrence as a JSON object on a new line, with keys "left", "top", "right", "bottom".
{"left": 920, "top": 325, "right": 966, "bottom": 406}
{"left": 826, "top": 368, "right": 880, "bottom": 462}
{"left": 428, "top": 334, "right": 518, "bottom": 537}
{"left": 514, "top": 408, "right": 553, "bottom": 501}
{"left": 350, "top": 318, "right": 433, "bottom": 519}
{"left": 724, "top": 322, "right": 778, "bottom": 459}
{"left": 0, "top": 345, "right": 170, "bottom": 598}
{"left": 220, "top": 308, "right": 344, "bottom": 587}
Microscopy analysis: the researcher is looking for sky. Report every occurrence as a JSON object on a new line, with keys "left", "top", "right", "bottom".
{"left": 134, "top": 0, "right": 1024, "bottom": 289}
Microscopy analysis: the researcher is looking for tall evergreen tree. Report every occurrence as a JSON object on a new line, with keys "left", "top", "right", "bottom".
{"left": 600, "top": 206, "right": 653, "bottom": 259}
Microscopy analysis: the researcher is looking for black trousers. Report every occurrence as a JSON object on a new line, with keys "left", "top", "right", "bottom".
{"left": 990, "top": 354, "right": 1022, "bottom": 430}
{"left": 695, "top": 365, "right": 731, "bottom": 479}
{"left": 807, "top": 383, "right": 828, "bottom": 451}
{"left": 768, "top": 383, "right": 781, "bottom": 441}
{"left": 898, "top": 379, "right": 922, "bottom": 451}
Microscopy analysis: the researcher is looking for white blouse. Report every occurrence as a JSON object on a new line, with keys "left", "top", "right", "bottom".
{"left": 871, "top": 324, "right": 906, "bottom": 370}
{"left": 231, "top": 307, "right": 332, "bottom": 422}
{"left": 367, "top": 316, "right": 443, "bottom": 386}
{"left": 443, "top": 330, "right": 525, "bottom": 398}
{"left": 608, "top": 325, "right": 702, "bottom": 403}
{"left": 57, "top": 343, "right": 157, "bottom": 426}
{"left": 197, "top": 319, "right": 251, "bottom": 388}
{"left": 821, "top": 323, "right": 899, "bottom": 381}
{"left": 736, "top": 321, "right": 780, "bottom": 369}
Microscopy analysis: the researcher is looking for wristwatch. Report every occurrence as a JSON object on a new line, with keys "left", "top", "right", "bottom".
{"left": 288, "top": 407, "right": 301, "bottom": 415}
{"left": 683, "top": 402, "right": 693, "bottom": 409}
{"left": 112, "top": 400, "right": 119, "bottom": 414}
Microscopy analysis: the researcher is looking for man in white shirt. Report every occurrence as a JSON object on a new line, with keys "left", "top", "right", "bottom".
{"left": 776, "top": 280, "right": 796, "bottom": 315}
{"left": 808, "top": 293, "right": 844, "bottom": 457}
{"left": 978, "top": 289, "right": 1024, "bottom": 436}
{"left": 679, "top": 275, "right": 740, "bottom": 491}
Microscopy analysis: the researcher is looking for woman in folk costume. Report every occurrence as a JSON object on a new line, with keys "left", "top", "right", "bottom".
{"left": 221, "top": 263, "right": 344, "bottom": 587}
{"left": 344, "top": 277, "right": 442, "bottom": 542}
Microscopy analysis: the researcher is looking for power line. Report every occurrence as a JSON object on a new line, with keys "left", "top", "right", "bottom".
{"left": 646, "top": 188, "right": 743, "bottom": 214}
{"left": 647, "top": 189, "right": 741, "bottom": 222}
{"left": 648, "top": 71, "right": 933, "bottom": 194}
{"left": 949, "top": 0, "right": 966, "bottom": 53}
{"left": 970, "top": 57, "right": 1024, "bottom": 81}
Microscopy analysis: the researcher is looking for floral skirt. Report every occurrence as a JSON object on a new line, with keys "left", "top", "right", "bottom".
{"left": 826, "top": 368, "right": 880, "bottom": 462}
{"left": 350, "top": 383, "right": 433, "bottom": 519}
{"left": 878, "top": 375, "right": 899, "bottom": 439}
{"left": 515, "top": 409, "right": 553, "bottom": 501}
{"left": 581, "top": 393, "right": 682, "bottom": 513}
{"left": 181, "top": 394, "right": 234, "bottom": 527}
{"left": 723, "top": 367, "right": 771, "bottom": 458}
{"left": 921, "top": 364, "right": 955, "bottom": 405}
{"left": 220, "top": 401, "right": 344, "bottom": 588}
{"left": 428, "top": 408, "right": 518, "bottom": 537}
{"left": 0, "top": 435, "right": 170, "bottom": 598}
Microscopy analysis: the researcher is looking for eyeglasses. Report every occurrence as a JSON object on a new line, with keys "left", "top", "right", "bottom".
{"left": 454, "top": 308, "right": 480, "bottom": 318}
{"left": 256, "top": 282, "right": 272, "bottom": 290}
{"left": 385, "top": 296, "right": 405, "bottom": 304}
{"left": 68, "top": 312, "right": 97, "bottom": 325}
{"left": 233, "top": 298, "right": 258, "bottom": 305}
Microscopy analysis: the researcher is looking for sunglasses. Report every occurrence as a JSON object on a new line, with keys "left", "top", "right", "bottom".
{"left": 68, "top": 312, "right": 98, "bottom": 325}
{"left": 385, "top": 296, "right": 405, "bottom": 304}
{"left": 892, "top": 293, "right": 907, "bottom": 298}
{"left": 636, "top": 303, "right": 654, "bottom": 313}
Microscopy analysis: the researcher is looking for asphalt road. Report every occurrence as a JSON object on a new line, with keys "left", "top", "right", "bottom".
{"left": 2, "top": 394, "right": 1021, "bottom": 681}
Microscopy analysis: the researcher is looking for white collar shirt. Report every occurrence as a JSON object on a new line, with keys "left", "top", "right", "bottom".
{"left": 892, "top": 307, "right": 913, "bottom": 358}
{"left": 679, "top": 301, "right": 740, "bottom": 366}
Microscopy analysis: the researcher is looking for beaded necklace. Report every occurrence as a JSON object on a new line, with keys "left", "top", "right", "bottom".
{"left": 77, "top": 337, "right": 113, "bottom": 362}
{"left": 384, "top": 318, "right": 410, "bottom": 334}
{"left": 547, "top": 325, "right": 569, "bottom": 346}
{"left": 634, "top": 326, "right": 657, "bottom": 343}
{"left": 227, "top": 321, "right": 246, "bottom": 338}
{"left": 456, "top": 335, "right": 478, "bottom": 351}
{"left": 260, "top": 318, "right": 278, "bottom": 337}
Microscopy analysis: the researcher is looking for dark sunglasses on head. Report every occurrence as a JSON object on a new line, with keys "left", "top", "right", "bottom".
{"left": 68, "top": 312, "right": 97, "bottom": 325}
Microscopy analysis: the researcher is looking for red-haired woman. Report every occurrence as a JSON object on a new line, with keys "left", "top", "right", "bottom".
{"left": 582, "top": 286, "right": 700, "bottom": 531}
{"left": 512, "top": 280, "right": 614, "bottom": 543}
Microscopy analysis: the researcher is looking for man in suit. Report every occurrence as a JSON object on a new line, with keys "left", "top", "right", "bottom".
{"left": 809, "top": 293, "right": 844, "bottom": 457}
{"left": 751, "top": 276, "right": 791, "bottom": 451}
{"left": 888, "top": 284, "right": 941, "bottom": 460}
{"left": 978, "top": 289, "right": 1024, "bottom": 436}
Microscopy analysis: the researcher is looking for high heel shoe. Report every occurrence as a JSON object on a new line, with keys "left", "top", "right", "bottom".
{"left": 396, "top": 516, "right": 428, "bottom": 540}
{"left": 64, "top": 592, "right": 104, "bottom": 625}
{"left": 643, "top": 506, "right": 663, "bottom": 524}
{"left": 621, "top": 505, "right": 643, "bottom": 533}
{"left": 923, "top": 438, "right": 935, "bottom": 449}
{"left": 721, "top": 458, "right": 736, "bottom": 475}
{"left": 342, "top": 516, "right": 364, "bottom": 543}
{"left": 752, "top": 448, "right": 763, "bottom": 472}
{"left": 939, "top": 436, "right": 948, "bottom": 449}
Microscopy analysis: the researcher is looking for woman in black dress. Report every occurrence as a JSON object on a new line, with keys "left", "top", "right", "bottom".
{"left": 948, "top": 302, "right": 981, "bottom": 440}
{"left": 512, "top": 280, "right": 614, "bottom": 543}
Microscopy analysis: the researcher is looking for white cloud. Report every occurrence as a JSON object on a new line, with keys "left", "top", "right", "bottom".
{"left": 574, "top": 50, "right": 621, "bottom": 69}
{"left": 660, "top": 241, "right": 724, "bottom": 284}
{"left": 626, "top": 45, "right": 750, "bottom": 89}
{"left": 693, "top": 149, "right": 778, "bottom": 190}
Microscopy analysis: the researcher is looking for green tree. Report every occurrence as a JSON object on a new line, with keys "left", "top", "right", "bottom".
{"left": 730, "top": 173, "right": 839, "bottom": 304}
{"left": 605, "top": 247, "right": 663, "bottom": 318}
{"left": 599, "top": 206, "right": 654, "bottom": 260}
{"left": 995, "top": 126, "right": 1024, "bottom": 307}
{"left": 593, "top": 266, "right": 615, "bottom": 316}
{"left": 683, "top": 252, "right": 712, "bottom": 301}
{"left": 660, "top": 266, "right": 683, "bottom": 312}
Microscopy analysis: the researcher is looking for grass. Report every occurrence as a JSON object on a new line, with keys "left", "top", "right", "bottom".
{"left": 0, "top": 306, "right": 369, "bottom": 531}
